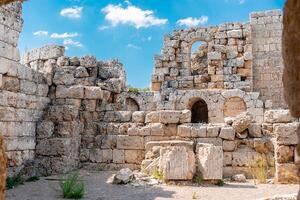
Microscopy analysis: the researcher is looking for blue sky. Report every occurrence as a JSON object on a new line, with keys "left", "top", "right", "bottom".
{"left": 19, "top": 0, "right": 285, "bottom": 88}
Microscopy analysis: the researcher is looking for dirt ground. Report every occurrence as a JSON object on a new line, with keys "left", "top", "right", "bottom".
{"left": 6, "top": 171, "right": 299, "bottom": 200}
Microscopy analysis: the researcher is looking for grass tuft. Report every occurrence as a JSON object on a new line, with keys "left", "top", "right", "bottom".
{"left": 59, "top": 173, "right": 85, "bottom": 199}
{"left": 6, "top": 175, "right": 23, "bottom": 189}
{"left": 193, "top": 173, "right": 203, "bottom": 185}
{"left": 151, "top": 169, "right": 164, "bottom": 181}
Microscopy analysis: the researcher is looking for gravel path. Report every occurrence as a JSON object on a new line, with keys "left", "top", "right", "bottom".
{"left": 6, "top": 171, "right": 298, "bottom": 200}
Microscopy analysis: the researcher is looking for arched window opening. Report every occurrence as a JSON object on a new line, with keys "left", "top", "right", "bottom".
{"left": 223, "top": 97, "right": 247, "bottom": 117}
{"left": 126, "top": 98, "right": 140, "bottom": 111}
{"left": 190, "top": 41, "right": 208, "bottom": 76}
{"left": 191, "top": 99, "right": 209, "bottom": 123}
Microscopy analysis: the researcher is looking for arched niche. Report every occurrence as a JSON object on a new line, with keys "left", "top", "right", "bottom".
{"left": 126, "top": 98, "right": 140, "bottom": 111}
{"left": 190, "top": 40, "right": 208, "bottom": 76}
{"left": 190, "top": 98, "right": 209, "bottom": 123}
{"left": 223, "top": 97, "right": 247, "bottom": 117}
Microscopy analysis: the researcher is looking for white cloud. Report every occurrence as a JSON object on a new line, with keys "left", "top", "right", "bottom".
{"left": 176, "top": 16, "right": 208, "bottom": 27}
{"left": 33, "top": 30, "right": 48, "bottom": 36}
{"left": 63, "top": 39, "right": 83, "bottom": 47}
{"left": 127, "top": 44, "right": 141, "bottom": 50}
{"left": 60, "top": 6, "right": 83, "bottom": 19}
{"left": 50, "top": 32, "right": 80, "bottom": 39}
{"left": 98, "top": 25, "right": 110, "bottom": 31}
{"left": 101, "top": 3, "right": 168, "bottom": 29}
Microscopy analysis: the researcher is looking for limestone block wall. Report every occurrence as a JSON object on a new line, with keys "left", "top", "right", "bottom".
{"left": 262, "top": 110, "right": 299, "bottom": 183}
{"left": 250, "top": 10, "right": 285, "bottom": 108}
{"left": 151, "top": 23, "right": 253, "bottom": 95}
{"left": 0, "top": 135, "right": 6, "bottom": 200}
{"left": 0, "top": 3, "right": 51, "bottom": 177}
{"left": 21, "top": 46, "right": 129, "bottom": 175}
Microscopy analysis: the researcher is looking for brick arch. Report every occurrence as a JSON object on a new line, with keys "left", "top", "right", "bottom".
{"left": 223, "top": 97, "right": 247, "bottom": 117}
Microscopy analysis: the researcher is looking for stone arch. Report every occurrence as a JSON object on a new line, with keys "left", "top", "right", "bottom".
{"left": 190, "top": 40, "right": 209, "bottom": 76}
{"left": 223, "top": 97, "right": 247, "bottom": 117}
{"left": 126, "top": 97, "right": 140, "bottom": 111}
{"left": 190, "top": 98, "right": 209, "bottom": 123}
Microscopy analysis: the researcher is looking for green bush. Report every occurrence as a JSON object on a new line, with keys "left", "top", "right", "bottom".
{"left": 128, "top": 86, "right": 150, "bottom": 93}
{"left": 59, "top": 173, "right": 85, "bottom": 199}
{"left": 26, "top": 176, "right": 40, "bottom": 182}
{"left": 216, "top": 179, "right": 224, "bottom": 186}
{"left": 193, "top": 173, "right": 203, "bottom": 185}
{"left": 6, "top": 175, "right": 23, "bottom": 189}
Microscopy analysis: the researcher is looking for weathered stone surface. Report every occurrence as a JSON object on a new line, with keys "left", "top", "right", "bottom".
{"left": 232, "top": 112, "right": 252, "bottom": 133}
{"left": 231, "top": 174, "right": 246, "bottom": 182}
{"left": 219, "top": 126, "right": 235, "bottom": 140}
{"left": 84, "top": 86, "right": 103, "bottom": 99}
{"left": 132, "top": 111, "right": 145, "bottom": 123}
{"left": 56, "top": 85, "right": 84, "bottom": 99}
{"left": 0, "top": 135, "right": 6, "bottom": 200}
{"left": 248, "top": 123, "right": 262, "bottom": 138}
{"left": 111, "top": 168, "right": 134, "bottom": 184}
{"left": 232, "top": 145, "right": 262, "bottom": 167}
{"left": 117, "top": 135, "right": 144, "bottom": 150}
{"left": 274, "top": 123, "right": 299, "bottom": 145}
{"left": 74, "top": 66, "right": 89, "bottom": 78}
{"left": 159, "top": 110, "right": 180, "bottom": 124}
{"left": 275, "top": 145, "right": 294, "bottom": 163}
{"left": 159, "top": 146, "right": 195, "bottom": 181}
{"left": 196, "top": 143, "right": 223, "bottom": 180}
{"left": 275, "top": 163, "right": 298, "bottom": 184}
{"left": 79, "top": 56, "right": 97, "bottom": 67}
{"left": 282, "top": 0, "right": 300, "bottom": 117}
{"left": 223, "top": 140, "right": 236, "bottom": 152}
{"left": 264, "top": 110, "right": 293, "bottom": 123}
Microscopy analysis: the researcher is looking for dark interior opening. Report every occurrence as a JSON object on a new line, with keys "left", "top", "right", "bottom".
{"left": 126, "top": 98, "right": 140, "bottom": 111}
{"left": 191, "top": 99, "right": 208, "bottom": 123}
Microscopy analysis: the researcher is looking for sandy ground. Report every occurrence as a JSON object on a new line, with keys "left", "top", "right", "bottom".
{"left": 6, "top": 171, "right": 299, "bottom": 200}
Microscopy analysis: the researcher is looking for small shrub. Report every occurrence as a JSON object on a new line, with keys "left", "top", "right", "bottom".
{"left": 6, "top": 176, "right": 23, "bottom": 189}
{"left": 128, "top": 86, "right": 150, "bottom": 93}
{"left": 26, "top": 176, "right": 40, "bottom": 182}
{"left": 192, "top": 191, "right": 197, "bottom": 199}
{"left": 59, "top": 173, "right": 85, "bottom": 199}
{"left": 193, "top": 173, "right": 203, "bottom": 185}
{"left": 152, "top": 169, "right": 164, "bottom": 181}
{"left": 216, "top": 179, "right": 224, "bottom": 186}
{"left": 248, "top": 156, "right": 268, "bottom": 184}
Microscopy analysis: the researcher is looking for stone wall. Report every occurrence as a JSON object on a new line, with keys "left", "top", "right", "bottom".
{"left": 0, "top": 3, "right": 297, "bottom": 184}
{"left": 251, "top": 10, "right": 285, "bottom": 108}
{"left": 151, "top": 23, "right": 253, "bottom": 95}
{"left": 0, "top": 3, "right": 51, "bottom": 177}
{"left": 0, "top": 135, "right": 6, "bottom": 200}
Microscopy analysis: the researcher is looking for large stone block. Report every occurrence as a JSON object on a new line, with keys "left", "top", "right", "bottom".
{"left": 20, "top": 80, "right": 36, "bottom": 95}
{"left": 274, "top": 123, "right": 299, "bottom": 145}
{"left": 159, "top": 146, "right": 195, "bottom": 181}
{"left": 196, "top": 143, "right": 223, "bottom": 180}
{"left": 56, "top": 85, "right": 84, "bottom": 99}
{"left": 219, "top": 126, "right": 235, "bottom": 140}
{"left": 84, "top": 86, "right": 103, "bottom": 99}
{"left": 232, "top": 112, "right": 252, "bottom": 133}
{"left": 275, "top": 163, "right": 298, "bottom": 184}
{"left": 232, "top": 146, "right": 262, "bottom": 167}
{"left": 275, "top": 145, "right": 294, "bottom": 163}
{"left": 159, "top": 110, "right": 181, "bottom": 124}
{"left": 131, "top": 111, "right": 145, "bottom": 123}
{"left": 264, "top": 110, "right": 293, "bottom": 123}
{"left": 117, "top": 135, "right": 144, "bottom": 150}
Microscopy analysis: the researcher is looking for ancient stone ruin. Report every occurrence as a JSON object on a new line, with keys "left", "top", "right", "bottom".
{"left": 0, "top": 2, "right": 299, "bottom": 189}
